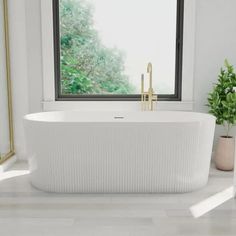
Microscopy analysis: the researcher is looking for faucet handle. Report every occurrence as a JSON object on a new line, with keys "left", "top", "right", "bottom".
{"left": 152, "top": 94, "right": 158, "bottom": 101}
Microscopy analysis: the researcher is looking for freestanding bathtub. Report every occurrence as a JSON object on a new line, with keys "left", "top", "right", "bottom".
{"left": 23, "top": 111, "right": 215, "bottom": 193}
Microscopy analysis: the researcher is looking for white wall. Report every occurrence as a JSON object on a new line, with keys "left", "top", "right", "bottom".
{"left": 25, "top": 0, "right": 43, "bottom": 113}
{"left": 193, "top": 0, "right": 236, "bottom": 146}
{"left": 7, "top": 0, "right": 236, "bottom": 159}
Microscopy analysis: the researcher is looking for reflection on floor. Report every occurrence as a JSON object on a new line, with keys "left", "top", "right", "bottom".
{"left": 0, "top": 161, "right": 235, "bottom": 236}
{"left": 190, "top": 186, "right": 234, "bottom": 218}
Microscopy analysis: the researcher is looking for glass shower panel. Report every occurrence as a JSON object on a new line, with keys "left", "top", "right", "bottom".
{"left": 0, "top": 0, "right": 11, "bottom": 160}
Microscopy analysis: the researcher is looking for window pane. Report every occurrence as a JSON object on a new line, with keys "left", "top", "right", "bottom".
{"left": 59, "top": 0, "right": 177, "bottom": 95}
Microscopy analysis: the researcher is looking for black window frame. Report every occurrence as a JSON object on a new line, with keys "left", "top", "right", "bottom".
{"left": 53, "top": 0, "right": 184, "bottom": 101}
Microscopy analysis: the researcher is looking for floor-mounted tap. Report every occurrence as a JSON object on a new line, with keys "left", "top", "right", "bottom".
{"left": 141, "top": 62, "right": 157, "bottom": 111}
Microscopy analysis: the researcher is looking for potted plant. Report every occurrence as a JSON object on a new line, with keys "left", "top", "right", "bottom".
{"left": 207, "top": 59, "right": 236, "bottom": 170}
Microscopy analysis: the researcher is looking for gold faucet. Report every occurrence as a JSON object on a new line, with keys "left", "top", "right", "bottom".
{"left": 141, "top": 62, "right": 158, "bottom": 111}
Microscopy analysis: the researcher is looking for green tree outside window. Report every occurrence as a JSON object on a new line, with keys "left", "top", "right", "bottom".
{"left": 60, "top": 0, "right": 135, "bottom": 95}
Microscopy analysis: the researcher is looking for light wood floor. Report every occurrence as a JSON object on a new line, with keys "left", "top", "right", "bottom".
{"left": 0, "top": 161, "right": 235, "bottom": 236}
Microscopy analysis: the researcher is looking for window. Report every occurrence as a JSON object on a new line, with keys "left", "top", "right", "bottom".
{"left": 53, "top": 0, "right": 184, "bottom": 101}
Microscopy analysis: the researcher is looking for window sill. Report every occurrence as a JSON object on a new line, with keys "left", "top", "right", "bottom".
{"left": 42, "top": 100, "right": 194, "bottom": 112}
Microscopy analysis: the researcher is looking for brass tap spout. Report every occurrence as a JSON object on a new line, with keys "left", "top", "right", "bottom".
{"left": 147, "top": 62, "right": 152, "bottom": 90}
{"left": 140, "top": 62, "right": 158, "bottom": 111}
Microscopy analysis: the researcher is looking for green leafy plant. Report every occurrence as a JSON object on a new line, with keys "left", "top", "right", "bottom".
{"left": 207, "top": 59, "right": 236, "bottom": 137}
{"left": 60, "top": 0, "right": 135, "bottom": 95}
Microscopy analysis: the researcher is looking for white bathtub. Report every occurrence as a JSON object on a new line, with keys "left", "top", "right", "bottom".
{"left": 24, "top": 111, "right": 215, "bottom": 193}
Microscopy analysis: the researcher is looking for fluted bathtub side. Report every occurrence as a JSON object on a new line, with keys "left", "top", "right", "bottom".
{"left": 24, "top": 111, "right": 215, "bottom": 193}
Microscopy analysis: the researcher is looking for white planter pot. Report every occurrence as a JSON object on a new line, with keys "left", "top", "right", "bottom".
{"left": 215, "top": 136, "right": 235, "bottom": 171}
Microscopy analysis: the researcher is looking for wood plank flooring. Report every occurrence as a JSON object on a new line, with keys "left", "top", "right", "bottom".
{"left": 0, "top": 161, "right": 235, "bottom": 236}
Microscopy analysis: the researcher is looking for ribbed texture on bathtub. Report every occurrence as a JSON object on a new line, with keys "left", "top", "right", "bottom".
{"left": 25, "top": 121, "right": 215, "bottom": 193}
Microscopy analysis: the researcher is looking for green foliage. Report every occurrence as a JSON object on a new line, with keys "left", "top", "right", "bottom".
{"left": 60, "top": 0, "right": 135, "bottom": 95}
{"left": 207, "top": 59, "right": 236, "bottom": 136}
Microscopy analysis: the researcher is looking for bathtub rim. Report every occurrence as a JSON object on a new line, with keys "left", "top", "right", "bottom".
{"left": 23, "top": 110, "right": 216, "bottom": 124}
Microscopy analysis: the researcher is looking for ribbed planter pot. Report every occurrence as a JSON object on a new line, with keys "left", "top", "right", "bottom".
{"left": 214, "top": 136, "right": 235, "bottom": 171}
